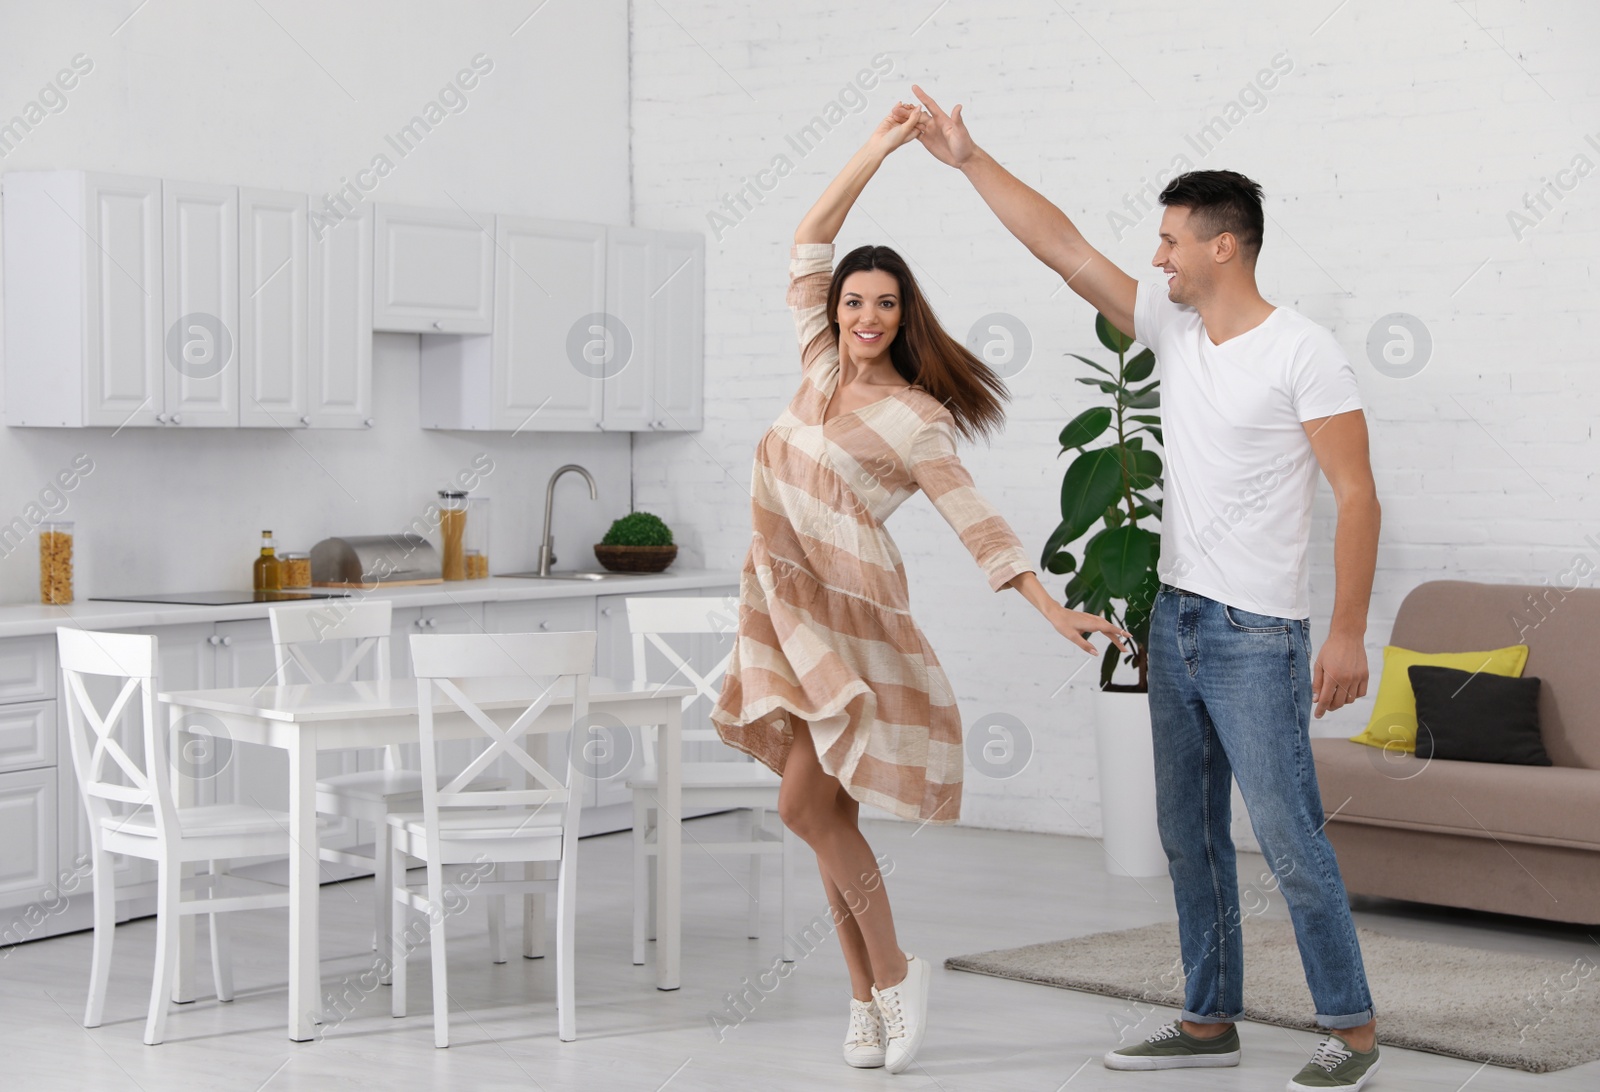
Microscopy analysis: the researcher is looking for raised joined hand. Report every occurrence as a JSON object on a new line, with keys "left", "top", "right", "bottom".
{"left": 871, "top": 102, "right": 928, "bottom": 157}
{"left": 910, "top": 84, "right": 977, "bottom": 167}
{"left": 1050, "top": 605, "right": 1133, "bottom": 657}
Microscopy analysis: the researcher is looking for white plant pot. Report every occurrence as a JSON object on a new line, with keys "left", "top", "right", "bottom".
{"left": 1092, "top": 687, "right": 1169, "bottom": 878}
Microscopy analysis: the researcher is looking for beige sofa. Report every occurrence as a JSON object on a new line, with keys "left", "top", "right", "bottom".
{"left": 1311, "top": 580, "right": 1600, "bottom": 925}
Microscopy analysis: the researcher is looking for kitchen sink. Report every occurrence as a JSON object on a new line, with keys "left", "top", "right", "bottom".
{"left": 496, "top": 570, "right": 656, "bottom": 581}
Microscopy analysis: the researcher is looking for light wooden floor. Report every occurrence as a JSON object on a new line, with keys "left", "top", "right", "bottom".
{"left": 5, "top": 816, "right": 1596, "bottom": 1091}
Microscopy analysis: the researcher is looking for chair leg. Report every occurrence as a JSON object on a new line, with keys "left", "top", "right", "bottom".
{"left": 144, "top": 858, "right": 181, "bottom": 1045}
{"left": 780, "top": 825, "right": 799, "bottom": 963}
{"left": 556, "top": 855, "right": 577, "bottom": 1042}
{"left": 631, "top": 795, "right": 648, "bottom": 965}
{"left": 427, "top": 859, "right": 450, "bottom": 1048}
{"left": 209, "top": 860, "right": 234, "bottom": 1002}
{"left": 488, "top": 872, "right": 506, "bottom": 965}
{"left": 374, "top": 820, "right": 393, "bottom": 985}
{"left": 390, "top": 837, "right": 408, "bottom": 1018}
{"left": 746, "top": 809, "right": 762, "bottom": 940}
{"left": 84, "top": 847, "right": 116, "bottom": 1028}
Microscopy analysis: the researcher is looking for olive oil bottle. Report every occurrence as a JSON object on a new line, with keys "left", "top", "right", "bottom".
{"left": 253, "top": 530, "right": 282, "bottom": 591}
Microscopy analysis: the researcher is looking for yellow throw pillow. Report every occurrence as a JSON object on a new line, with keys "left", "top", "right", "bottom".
{"left": 1349, "top": 644, "right": 1530, "bottom": 753}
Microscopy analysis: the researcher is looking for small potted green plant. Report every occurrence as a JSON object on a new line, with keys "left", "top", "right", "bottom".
{"left": 595, "top": 511, "right": 678, "bottom": 573}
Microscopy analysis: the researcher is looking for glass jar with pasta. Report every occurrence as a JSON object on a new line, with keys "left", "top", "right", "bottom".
{"left": 438, "top": 490, "right": 467, "bottom": 581}
{"left": 39, "top": 521, "right": 74, "bottom": 605}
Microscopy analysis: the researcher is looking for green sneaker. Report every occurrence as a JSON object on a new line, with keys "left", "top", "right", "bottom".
{"left": 1287, "top": 1034, "right": 1381, "bottom": 1090}
{"left": 1103, "top": 1021, "right": 1241, "bottom": 1070}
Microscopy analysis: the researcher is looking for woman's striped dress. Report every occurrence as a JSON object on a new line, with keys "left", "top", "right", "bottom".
{"left": 710, "top": 243, "right": 1033, "bottom": 824}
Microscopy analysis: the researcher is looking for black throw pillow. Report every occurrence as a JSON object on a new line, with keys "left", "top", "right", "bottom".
{"left": 1407, "top": 665, "right": 1551, "bottom": 766}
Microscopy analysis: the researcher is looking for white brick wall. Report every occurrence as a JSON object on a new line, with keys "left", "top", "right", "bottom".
{"left": 628, "top": 1, "right": 1600, "bottom": 842}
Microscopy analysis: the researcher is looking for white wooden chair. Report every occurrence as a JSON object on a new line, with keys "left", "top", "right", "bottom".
{"left": 269, "top": 600, "right": 505, "bottom": 981}
{"left": 623, "top": 597, "right": 798, "bottom": 965}
{"left": 58, "top": 627, "right": 297, "bottom": 1045}
{"left": 390, "top": 630, "right": 596, "bottom": 1045}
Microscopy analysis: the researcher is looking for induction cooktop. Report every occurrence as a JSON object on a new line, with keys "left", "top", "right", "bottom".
{"left": 91, "top": 590, "right": 353, "bottom": 606}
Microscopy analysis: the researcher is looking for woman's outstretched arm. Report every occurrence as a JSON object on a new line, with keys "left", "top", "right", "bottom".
{"left": 795, "top": 104, "right": 925, "bottom": 245}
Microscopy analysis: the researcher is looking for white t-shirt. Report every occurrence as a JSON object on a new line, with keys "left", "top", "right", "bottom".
{"left": 1133, "top": 281, "right": 1362, "bottom": 620}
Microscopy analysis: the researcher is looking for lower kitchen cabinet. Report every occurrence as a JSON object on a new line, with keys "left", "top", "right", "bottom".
{"left": 0, "top": 767, "right": 56, "bottom": 907}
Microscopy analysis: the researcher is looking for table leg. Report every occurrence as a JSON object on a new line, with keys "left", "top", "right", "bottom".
{"left": 170, "top": 705, "right": 195, "bottom": 1004}
{"left": 286, "top": 734, "right": 320, "bottom": 1041}
{"left": 656, "top": 703, "right": 681, "bottom": 991}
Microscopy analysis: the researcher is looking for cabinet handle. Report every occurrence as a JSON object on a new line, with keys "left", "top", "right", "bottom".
{"left": 426, "top": 618, "right": 438, "bottom": 628}
{"left": 413, "top": 618, "right": 426, "bottom": 629}
{"left": 363, "top": 417, "right": 374, "bottom": 427}
{"left": 208, "top": 634, "right": 221, "bottom": 646}
{"left": 170, "top": 413, "right": 182, "bottom": 424}
{"left": 300, "top": 415, "right": 312, "bottom": 426}
{"left": 601, "top": 608, "right": 615, "bottom": 617}
{"left": 538, "top": 621, "right": 549, "bottom": 631}
{"left": 156, "top": 413, "right": 168, "bottom": 424}
{"left": 220, "top": 635, "right": 232, "bottom": 647}
{"left": 432, "top": 321, "right": 443, "bottom": 330}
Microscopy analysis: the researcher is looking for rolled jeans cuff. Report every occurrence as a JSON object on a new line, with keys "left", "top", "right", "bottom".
{"left": 1317, "top": 1007, "right": 1375, "bottom": 1031}
{"left": 1180, "top": 1009, "right": 1242, "bottom": 1025}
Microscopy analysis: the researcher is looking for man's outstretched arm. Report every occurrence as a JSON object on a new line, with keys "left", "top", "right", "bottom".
{"left": 913, "top": 85, "right": 1138, "bottom": 339}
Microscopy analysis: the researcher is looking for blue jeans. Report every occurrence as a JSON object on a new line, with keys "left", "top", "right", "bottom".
{"left": 1146, "top": 584, "right": 1374, "bottom": 1030}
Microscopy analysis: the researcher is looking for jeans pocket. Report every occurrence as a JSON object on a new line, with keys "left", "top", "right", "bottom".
{"left": 1222, "top": 604, "right": 1292, "bottom": 633}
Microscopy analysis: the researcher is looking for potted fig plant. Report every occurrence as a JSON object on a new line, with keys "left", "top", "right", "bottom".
{"left": 595, "top": 511, "right": 678, "bottom": 573}
{"left": 1045, "top": 313, "right": 1166, "bottom": 876}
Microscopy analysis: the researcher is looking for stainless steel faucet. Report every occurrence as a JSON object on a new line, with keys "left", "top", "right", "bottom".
{"left": 537, "top": 464, "right": 597, "bottom": 576}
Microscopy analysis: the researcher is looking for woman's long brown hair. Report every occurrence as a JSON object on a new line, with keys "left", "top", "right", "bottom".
{"left": 825, "top": 244, "right": 1008, "bottom": 442}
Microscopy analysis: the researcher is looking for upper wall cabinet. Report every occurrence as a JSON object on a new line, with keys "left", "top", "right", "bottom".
{"left": 238, "top": 188, "right": 308, "bottom": 428}
{"left": 418, "top": 219, "right": 704, "bottom": 432}
{"left": 4, "top": 171, "right": 164, "bottom": 428}
{"left": 307, "top": 203, "right": 374, "bottom": 428}
{"left": 606, "top": 228, "right": 704, "bottom": 432}
{"left": 3, "top": 170, "right": 372, "bottom": 429}
{"left": 372, "top": 204, "right": 494, "bottom": 334}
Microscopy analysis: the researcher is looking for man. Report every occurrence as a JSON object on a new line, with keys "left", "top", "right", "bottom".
{"left": 909, "top": 86, "right": 1382, "bottom": 1092}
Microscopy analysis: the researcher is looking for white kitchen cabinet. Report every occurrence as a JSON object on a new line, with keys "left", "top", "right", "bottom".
{"left": 372, "top": 203, "right": 494, "bottom": 333}
{"left": 493, "top": 216, "right": 608, "bottom": 431}
{"left": 238, "top": 188, "right": 308, "bottom": 428}
{"left": 3, "top": 171, "right": 164, "bottom": 428}
{"left": 307, "top": 201, "right": 374, "bottom": 428}
{"left": 600, "top": 226, "right": 655, "bottom": 431}
{"left": 0, "top": 701, "right": 56, "bottom": 775}
{"left": 605, "top": 228, "right": 705, "bottom": 432}
{"left": 647, "top": 230, "right": 706, "bottom": 431}
{"left": 0, "top": 768, "right": 56, "bottom": 905}
{"left": 162, "top": 179, "right": 239, "bottom": 427}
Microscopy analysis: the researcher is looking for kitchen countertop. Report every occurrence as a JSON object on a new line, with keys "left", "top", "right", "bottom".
{"left": 0, "top": 568, "right": 741, "bottom": 639}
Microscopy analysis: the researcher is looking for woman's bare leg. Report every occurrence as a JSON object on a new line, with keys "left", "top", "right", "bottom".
{"left": 779, "top": 719, "right": 909, "bottom": 991}
{"left": 819, "top": 786, "right": 873, "bottom": 1000}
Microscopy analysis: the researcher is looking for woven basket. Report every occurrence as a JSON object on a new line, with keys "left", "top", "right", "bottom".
{"left": 593, "top": 544, "right": 678, "bottom": 573}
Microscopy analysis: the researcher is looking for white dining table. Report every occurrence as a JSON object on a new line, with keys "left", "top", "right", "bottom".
{"left": 158, "top": 674, "right": 691, "bottom": 1042}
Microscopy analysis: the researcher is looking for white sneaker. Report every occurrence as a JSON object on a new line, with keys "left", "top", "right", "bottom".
{"left": 872, "top": 953, "right": 931, "bottom": 1074}
{"left": 843, "top": 997, "right": 885, "bottom": 1068}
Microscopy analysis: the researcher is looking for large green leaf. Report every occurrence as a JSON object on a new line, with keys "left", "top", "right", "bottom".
{"left": 1099, "top": 642, "right": 1120, "bottom": 689}
{"left": 1076, "top": 377, "right": 1119, "bottom": 395}
{"left": 1045, "top": 551, "right": 1077, "bottom": 575}
{"left": 1067, "top": 353, "right": 1113, "bottom": 377}
{"left": 1123, "top": 448, "right": 1162, "bottom": 490}
{"left": 1096, "top": 312, "right": 1136, "bottom": 354}
{"left": 1058, "top": 406, "right": 1111, "bottom": 450}
{"left": 1123, "top": 388, "right": 1161, "bottom": 409}
{"left": 1059, "top": 448, "right": 1125, "bottom": 542}
{"left": 1087, "top": 525, "right": 1158, "bottom": 598}
{"left": 1038, "top": 519, "right": 1078, "bottom": 570}
{"left": 1123, "top": 348, "right": 1156, "bottom": 383}
{"left": 1129, "top": 414, "right": 1162, "bottom": 424}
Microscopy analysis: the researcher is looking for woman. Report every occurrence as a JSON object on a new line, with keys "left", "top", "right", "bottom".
{"left": 711, "top": 105, "right": 1130, "bottom": 1074}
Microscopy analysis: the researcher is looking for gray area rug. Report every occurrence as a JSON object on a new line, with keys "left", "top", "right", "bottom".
{"left": 945, "top": 920, "right": 1599, "bottom": 1073}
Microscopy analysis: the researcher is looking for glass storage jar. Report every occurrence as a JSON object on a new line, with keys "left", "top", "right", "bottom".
{"left": 438, "top": 490, "right": 467, "bottom": 581}
{"left": 278, "top": 551, "right": 311, "bottom": 590}
{"left": 39, "top": 521, "right": 74, "bottom": 605}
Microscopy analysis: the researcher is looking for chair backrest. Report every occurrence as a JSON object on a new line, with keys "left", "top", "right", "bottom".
{"left": 409, "top": 631, "right": 597, "bottom": 847}
{"left": 625, "top": 596, "right": 738, "bottom": 769}
{"left": 269, "top": 600, "right": 393, "bottom": 685}
{"left": 56, "top": 627, "right": 174, "bottom": 841}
